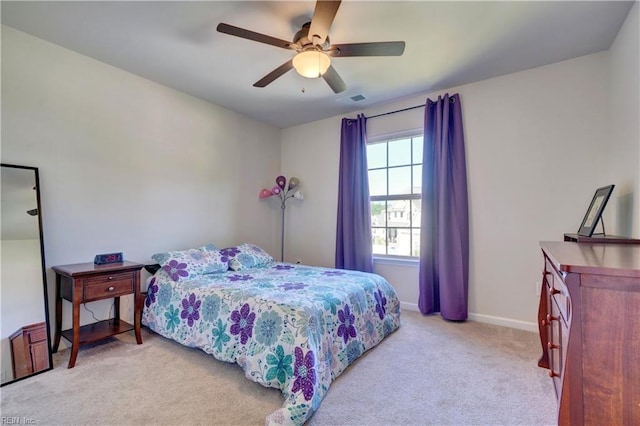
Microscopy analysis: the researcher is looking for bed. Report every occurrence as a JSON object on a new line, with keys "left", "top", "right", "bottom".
{"left": 141, "top": 243, "right": 401, "bottom": 425}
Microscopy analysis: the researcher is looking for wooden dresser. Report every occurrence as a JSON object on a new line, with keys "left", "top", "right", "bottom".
{"left": 538, "top": 241, "right": 640, "bottom": 425}
{"left": 10, "top": 322, "right": 50, "bottom": 379}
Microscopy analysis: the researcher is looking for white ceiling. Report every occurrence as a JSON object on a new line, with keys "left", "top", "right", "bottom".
{"left": 1, "top": 1, "right": 634, "bottom": 128}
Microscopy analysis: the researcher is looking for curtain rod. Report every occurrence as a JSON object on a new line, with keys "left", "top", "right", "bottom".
{"left": 368, "top": 96, "right": 456, "bottom": 120}
{"left": 368, "top": 104, "right": 424, "bottom": 119}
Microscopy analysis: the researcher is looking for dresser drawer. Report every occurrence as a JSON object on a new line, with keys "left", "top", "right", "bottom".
{"left": 548, "top": 295, "right": 568, "bottom": 395}
{"left": 545, "top": 258, "right": 571, "bottom": 323}
{"left": 28, "top": 326, "right": 47, "bottom": 343}
{"left": 83, "top": 271, "right": 134, "bottom": 302}
{"left": 549, "top": 317, "right": 563, "bottom": 396}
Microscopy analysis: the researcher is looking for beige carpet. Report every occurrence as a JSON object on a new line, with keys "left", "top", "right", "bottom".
{"left": 0, "top": 310, "right": 556, "bottom": 425}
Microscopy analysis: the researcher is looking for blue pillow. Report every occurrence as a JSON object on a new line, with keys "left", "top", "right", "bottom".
{"left": 221, "top": 243, "right": 275, "bottom": 271}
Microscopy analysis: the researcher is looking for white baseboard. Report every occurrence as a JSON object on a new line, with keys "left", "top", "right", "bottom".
{"left": 467, "top": 313, "right": 538, "bottom": 332}
{"left": 400, "top": 301, "right": 420, "bottom": 312}
{"left": 399, "top": 302, "right": 538, "bottom": 332}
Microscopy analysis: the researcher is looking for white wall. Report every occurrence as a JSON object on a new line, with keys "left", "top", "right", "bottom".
{"left": 284, "top": 8, "right": 640, "bottom": 330}
{"left": 278, "top": 118, "right": 341, "bottom": 267}
{"left": 608, "top": 2, "right": 639, "bottom": 238}
{"left": 2, "top": 4, "right": 637, "bottom": 340}
{"left": 1, "top": 26, "right": 282, "bottom": 344}
{"left": 282, "top": 51, "right": 613, "bottom": 330}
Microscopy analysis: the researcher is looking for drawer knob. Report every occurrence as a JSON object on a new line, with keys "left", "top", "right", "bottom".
{"left": 108, "top": 286, "right": 115, "bottom": 292}
{"left": 547, "top": 341, "right": 559, "bottom": 350}
{"left": 108, "top": 276, "right": 114, "bottom": 280}
{"left": 551, "top": 287, "right": 561, "bottom": 295}
{"left": 549, "top": 370, "right": 559, "bottom": 378}
{"left": 546, "top": 314, "right": 558, "bottom": 322}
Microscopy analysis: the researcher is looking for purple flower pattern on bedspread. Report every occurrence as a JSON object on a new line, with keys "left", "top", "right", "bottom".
{"left": 142, "top": 263, "right": 401, "bottom": 425}
{"left": 273, "top": 264, "right": 294, "bottom": 271}
{"left": 163, "top": 259, "right": 189, "bottom": 281}
{"left": 337, "top": 304, "right": 357, "bottom": 344}
{"left": 145, "top": 277, "right": 158, "bottom": 308}
{"left": 279, "top": 282, "right": 307, "bottom": 291}
{"left": 229, "top": 274, "right": 253, "bottom": 282}
{"left": 180, "top": 293, "right": 201, "bottom": 327}
{"left": 292, "top": 347, "right": 316, "bottom": 401}
{"left": 375, "top": 288, "right": 387, "bottom": 320}
{"left": 323, "top": 270, "right": 345, "bottom": 276}
{"left": 230, "top": 303, "right": 256, "bottom": 345}
{"left": 219, "top": 247, "right": 241, "bottom": 263}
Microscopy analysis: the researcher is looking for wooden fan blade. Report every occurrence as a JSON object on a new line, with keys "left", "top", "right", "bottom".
{"left": 253, "top": 60, "right": 294, "bottom": 88}
{"left": 217, "top": 23, "right": 296, "bottom": 50}
{"left": 328, "top": 41, "right": 406, "bottom": 57}
{"left": 309, "top": 1, "right": 341, "bottom": 46}
{"left": 322, "top": 65, "right": 346, "bottom": 94}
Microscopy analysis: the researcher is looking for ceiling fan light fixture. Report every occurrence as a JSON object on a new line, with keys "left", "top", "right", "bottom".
{"left": 293, "top": 50, "right": 331, "bottom": 78}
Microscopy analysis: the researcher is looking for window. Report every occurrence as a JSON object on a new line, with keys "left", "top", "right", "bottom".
{"left": 367, "top": 134, "right": 423, "bottom": 257}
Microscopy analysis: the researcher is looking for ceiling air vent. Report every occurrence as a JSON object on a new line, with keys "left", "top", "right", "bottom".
{"left": 350, "top": 94, "right": 366, "bottom": 102}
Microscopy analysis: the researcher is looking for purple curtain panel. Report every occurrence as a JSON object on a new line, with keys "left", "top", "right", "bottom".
{"left": 335, "top": 114, "right": 374, "bottom": 272}
{"left": 419, "top": 93, "right": 470, "bottom": 320}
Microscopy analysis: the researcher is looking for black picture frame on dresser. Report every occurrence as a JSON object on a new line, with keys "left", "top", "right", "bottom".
{"left": 577, "top": 184, "right": 614, "bottom": 237}
{"left": 564, "top": 233, "right": 640, "bottom": 244}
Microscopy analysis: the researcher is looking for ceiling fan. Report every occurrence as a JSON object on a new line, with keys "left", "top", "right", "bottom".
{"left": 217, "top": 0, "right": 405, "bottom": 94}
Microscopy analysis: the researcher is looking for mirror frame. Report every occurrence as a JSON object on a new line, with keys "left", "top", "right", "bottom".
{"left": 1, "top": 163, "right": 53, "bottom": 385}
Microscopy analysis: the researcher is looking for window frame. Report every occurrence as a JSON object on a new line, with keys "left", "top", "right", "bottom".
{"left": 367, "top": 130, "right": 423, "bottom": 260}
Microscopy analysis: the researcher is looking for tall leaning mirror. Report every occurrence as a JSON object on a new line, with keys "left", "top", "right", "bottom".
{"left": 1, "top": 163, "right": 53, "bottom": 385}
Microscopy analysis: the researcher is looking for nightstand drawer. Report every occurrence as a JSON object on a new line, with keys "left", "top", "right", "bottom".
{"left": 83, "top": 272, "right": 134, "bottom": 301}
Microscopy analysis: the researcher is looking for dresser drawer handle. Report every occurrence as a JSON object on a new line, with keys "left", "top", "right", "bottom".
{"left": 108, "top": 276, "right": 114, "bottom": 280}
{"left": 549, "top": 370, "right": 559, "bottom": 378}
{"left": 108, "top": 286, "right": 115, "bottom": 292}
{"left": 546, "top": 314, "right": 558, "bottom": 322}
{"left": 547, "top": 341, "right": 559, "bottom": 350}
{"left": 550, "top": 287, "right": 561, "bottom": 295}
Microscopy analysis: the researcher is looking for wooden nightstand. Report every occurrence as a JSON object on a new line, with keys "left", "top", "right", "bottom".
{"left": 52, "top": 261, "right": 144, "bottom": 368}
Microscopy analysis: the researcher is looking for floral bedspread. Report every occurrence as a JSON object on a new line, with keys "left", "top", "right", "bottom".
{"left": 142, "top": 263, "right": 401, "bottom": 425}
